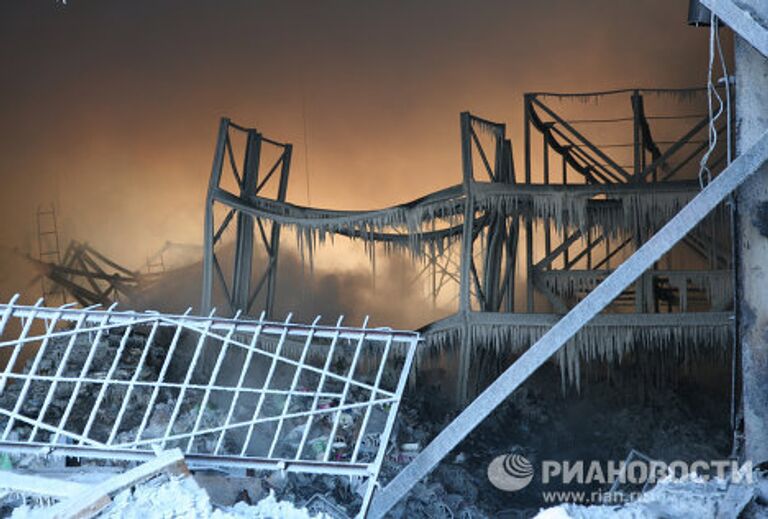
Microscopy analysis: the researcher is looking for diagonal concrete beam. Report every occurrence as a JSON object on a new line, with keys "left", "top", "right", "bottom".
{"left": 367, "top": 128, "right": 768, "bottom": 519}
{"left": 701, "top": 0, "right": 768, "bottom": 58}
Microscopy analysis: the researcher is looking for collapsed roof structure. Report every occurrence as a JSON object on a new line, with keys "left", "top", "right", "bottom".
{"left": 202, "top": 90, "right": 733, "bottom": 404}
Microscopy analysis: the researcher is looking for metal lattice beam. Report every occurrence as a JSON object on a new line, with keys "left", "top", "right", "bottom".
{"left": 202, "top": 119, "right": 292, "bottom": 318}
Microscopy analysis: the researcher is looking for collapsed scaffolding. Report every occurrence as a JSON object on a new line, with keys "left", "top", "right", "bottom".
{"left": 25, "top": 239, "right": 158, "bottom": 308}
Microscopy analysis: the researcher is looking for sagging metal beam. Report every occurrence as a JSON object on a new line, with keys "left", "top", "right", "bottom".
{"left": 423, "top": 309, "right": 733, "bottom": 333}
{"left": 368, "top": 127, "right": 768, "bottom": 519}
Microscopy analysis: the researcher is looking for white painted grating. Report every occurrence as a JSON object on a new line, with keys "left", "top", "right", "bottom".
{"left": 0, "top": 295, "right": 419, "bottom": 514}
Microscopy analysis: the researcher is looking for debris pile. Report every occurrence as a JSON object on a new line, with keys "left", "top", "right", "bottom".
{"left": 0, "top": 329, "right": 244, "bottom": 455}
{"left": 99, "top": 477, "right": 324, "bottom": 519}
{"left": 0, "top": 331, "right": 158, "bottom": 441}
{"left": 370, "top": 365, "right": 731, "bottom": 518}
{"left": 0, "top": 304, "right": 738, "bottom": 518}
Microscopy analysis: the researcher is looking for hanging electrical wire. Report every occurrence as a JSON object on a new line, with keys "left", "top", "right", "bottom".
{"left": 699, "top": 12, "right": 732, "bottom": 187}
{"left": 699, "top": 10, "right": 738, "bottom": 446}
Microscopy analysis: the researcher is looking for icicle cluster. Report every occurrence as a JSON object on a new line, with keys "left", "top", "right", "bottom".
{"left": 421, "top": 319, "right": 731, "bottom": 391}
{"left": 540, "top": 270, "right": 608, "bottom": 298}
{"left": 474, "top": 188, "right": 695, "bottom": 238}
{"left": 245, "top": 184, "right": 698, "bottom": 266}
{"left": 541, "top": 269, "right": 733, "bottom": 303}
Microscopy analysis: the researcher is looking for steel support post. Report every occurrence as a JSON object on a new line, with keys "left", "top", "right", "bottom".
{"left": 680, "top": 0, "right": 768, "bottom": 455}
{"left": 482, "top": 131, "right": 509, "bottom": 312}
{"left": 202, "top": 118, "right": 229, "bottom": 314}
{"left": 231, "top": 131, "right": 261, "bottom": 313}
{"left": 503, "top": 140, "right": 518, "bottom": 313}
{"left": 543, "top": 124, "right": 551, "bottom": 260}
{"left": 632, "top": 91, "right": 648, "bottom": 312}
{"left": 524, "top": 96, "right": 534, "bottom": 312}
{"left": 264, "top": 145, "right": 292, "bottom": 318}
{"left": 457, "top": 112, "right": 475, "bottom": 405}
{"left": 459, "top": 112, "right": 475, "bottom": 314}
{"left": 734, "top": 29, "right": 768, "bottom": 464}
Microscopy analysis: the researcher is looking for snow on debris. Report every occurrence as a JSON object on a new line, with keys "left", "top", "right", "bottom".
{"left": 9, "top": 475, "right": 328, "bottom": 519}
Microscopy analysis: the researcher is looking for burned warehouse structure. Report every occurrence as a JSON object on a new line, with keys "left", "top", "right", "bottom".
{"left": 2, "top": 0, "right": 768, "bottom": 517}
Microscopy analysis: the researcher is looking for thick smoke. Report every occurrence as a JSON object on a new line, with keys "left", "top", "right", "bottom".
{"left": 135, "top": 239, "right": 449, "bottom": 330}
{"left": 0, "top": 0, "right": 718, "bottom": 322}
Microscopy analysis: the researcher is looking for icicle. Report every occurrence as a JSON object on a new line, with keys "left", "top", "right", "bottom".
{"left": 421, "top": 318, "right": 731, "bottom": 392}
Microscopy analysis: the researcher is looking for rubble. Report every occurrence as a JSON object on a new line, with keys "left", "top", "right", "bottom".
{"left": 0, "top": 317, "right": 740, "bottom": 518}
{"left": 0, "top": 327, "right": 239, "bottom": 457}
{"left": 0, "top": 330, "right": 168, "bottom": 446}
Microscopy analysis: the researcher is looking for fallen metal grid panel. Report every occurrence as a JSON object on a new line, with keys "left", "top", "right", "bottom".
{"left": 0, "top": 295, "right": 419, "bottom": 513}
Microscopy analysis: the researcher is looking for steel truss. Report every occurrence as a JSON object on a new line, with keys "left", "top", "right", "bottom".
{"left": 368, "top": 12, "right": 768, "bottom": 515}
{"left": 0, "top": 296, "right": 418, "bottom": 517}
{"left": 368, "top": 104, "right": 768, "bottom": 519}
{"left": 205, "top": 92, "right": 732, "bottom": 319}
{"left": 205, "top": 95, "right": 734, "bottom": 404}
{"left": 25, "top": 240, "right": 153, "bottom": 308}
{"left": 523, "top": 88, "right": 733, "bottom": 315}
{"left": 202, "top": 119, "right": 292, "bottom": 318}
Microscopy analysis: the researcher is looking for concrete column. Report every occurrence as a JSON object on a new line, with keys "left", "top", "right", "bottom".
{"left": 735, "top": 31, "right": 768, "bottom": 464}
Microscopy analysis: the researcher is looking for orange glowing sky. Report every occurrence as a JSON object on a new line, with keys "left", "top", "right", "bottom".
{"left": 0, "top": 0, "right": 717, "bottom": 318}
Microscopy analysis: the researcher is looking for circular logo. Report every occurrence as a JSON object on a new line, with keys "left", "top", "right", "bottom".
{"left": 487, "top": 453, "right": 534, "bottom": 491}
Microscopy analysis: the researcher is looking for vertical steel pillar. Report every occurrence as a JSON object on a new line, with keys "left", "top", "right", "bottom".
{"left": 632, "top": 91, "right": 648, "bottom": 312}
{"left": 456, "top": 112, "right": 475, "bottom": 405}
{"left": 524, "top": 95, "right": 534, "bottom": 312}
{"left": 543, "top": 124, "right": 551, "bottom": 262}
{"left": 202, "top": 119, "right": 291, "bottom": 318}
{"left": 264, "top": 145, "right": 292, "bottom": 318}
{"left": 632, "top": 90, "right": 643, "bottom": 180}
{"left": 482, "top": 127, "right": 509, "bottom": 312}
{"left": 561, "top": 154, "right": 569, "bottom": 268}
{"left": 504, "top": 140, "right": 518, "bottom": 313}
{"left": 231, "top": 131, "right": 262, "bottom": 313}
{"left": 459, "top": 112, "right": 475, "bottom": 314}
{"left": 735, "top": 30, "right": 768, "bottom": 464}
{"left": 202, "top": 118, "right": 230, "bottom": 314}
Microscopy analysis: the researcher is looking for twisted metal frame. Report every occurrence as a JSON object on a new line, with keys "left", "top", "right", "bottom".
{"left": 0, "top": 295, "right": 419, "bottom": 516}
